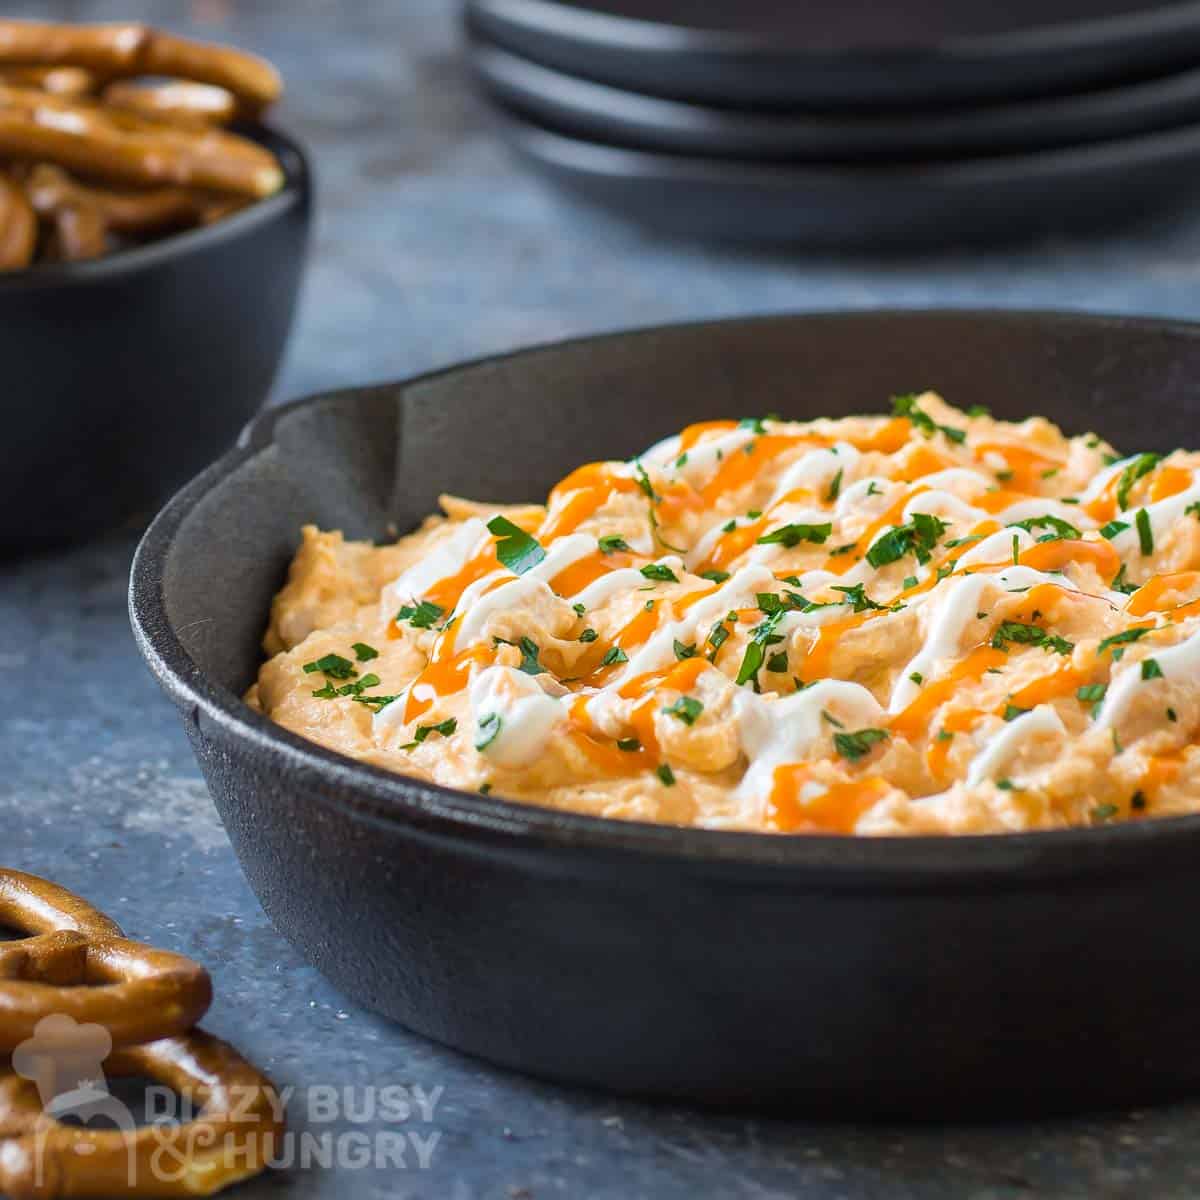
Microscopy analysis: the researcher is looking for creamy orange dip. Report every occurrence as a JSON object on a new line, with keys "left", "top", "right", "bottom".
{"left": 249, "top": 394, "right": 1200, "bottom": 835}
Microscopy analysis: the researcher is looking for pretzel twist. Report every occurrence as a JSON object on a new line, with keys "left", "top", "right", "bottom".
{"left": 0, "top": 1030, "right": 284, "bottom": 1199}
{"left": 0, "top": 871, "right": 281, "bottom": 1196}
{"left": 0, "top": 871, "right": 211, "bottom": 1052}
{"left": 0, "top": 21, "right": 281, "bottom": 112}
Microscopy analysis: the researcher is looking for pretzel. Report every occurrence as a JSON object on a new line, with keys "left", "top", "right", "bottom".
{"left": 0, "top": 1029, "right": 284, "bottom": 1198}
{"left": 25, "top": 163, "right": 239, "bottom": 250}
{"left": 0, "top": 21, "right": 281, "bottom": 112}
{"left": 102, "top": 80, "right": 237, "bottom": 128}
{"left": 0, "top": 871, "right": 212, "bottom": 1052}
{"left": 0, "top": 85, "right": 283, "bottom": 198}
{"left": 0, "top": 66, "right": 94, "bottom": 97}
{"left": 0, "top": 173, "right": 35, "bottom": 269}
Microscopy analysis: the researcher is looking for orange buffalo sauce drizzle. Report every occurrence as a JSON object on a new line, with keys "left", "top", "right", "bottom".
{"left": 1127, "top": 572, "right": 1200, "bottom": 617}
{"left": 766, "top": 767, "right": 890, "bottom": 833}
{"left": 1149, "top": 464, "right": 1193, "bottom": 502}
{"left": 925, "top": 708, "right": 983, "bottom": 780}
{"left": 403, "top": 625, "right": 493, "bottom": 723}
{"left": 895, "top": 442, "right": 956, "bottom": 481}
{"left": 849, "top": 417, "right": 910, "bottom": 454}
{"left": 548, "top": 551, "right": 614, "bottom": 598}
{"left": 1019, "top": 538, "right": 1120, "bottom": 579}
{"left": 974, "top": 443, "right": 1060, "bottom": 493}
{"left": 891, "top": 646, "right": 1007, "bottom": 738}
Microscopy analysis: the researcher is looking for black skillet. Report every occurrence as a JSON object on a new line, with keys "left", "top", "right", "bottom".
{"left": 465, "top": 0, "right": 1200, "bottom": 110}
{"left": 131, "top": 311, "right": 1200, "bottom": 1117}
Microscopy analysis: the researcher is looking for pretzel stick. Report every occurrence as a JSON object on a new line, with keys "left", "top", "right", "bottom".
{"left": 24, "top": 164, "right": 221, "bottom": 238}
{"left": 0, "top": 1029, "right": 284, "bottom": 1198}
{"left": 0, "top": 172, "right": 36, "bottom": 270}
{"left": 102, "top": 80, "right": 236, "bottom": 128}
{"left": 0, "top": 20, "right": 281, "bottom": 111}
{"left": 0, "top": 86, "right": 283, "bottom": 197}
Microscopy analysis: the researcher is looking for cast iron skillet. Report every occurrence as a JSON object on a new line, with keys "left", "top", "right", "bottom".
{"left": 131, "top": 311, "right": 1200, "bottom": 1117}
{"left": 0, "top": 125, "right": 311, "bottom": 555}
{"left": 466, "top": 0, "right": 1200, "bottom": 110}
{"left": 471, "top": 36, "right": 1200, "bottom": 161}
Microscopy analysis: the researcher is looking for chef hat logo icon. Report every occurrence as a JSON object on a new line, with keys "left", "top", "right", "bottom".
{"left": 12, "top": 1013, "right": 114, "bottom": 1111}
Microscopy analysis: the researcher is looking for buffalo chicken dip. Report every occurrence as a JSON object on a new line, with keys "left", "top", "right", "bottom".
{"left": 249, "top": 395, "right": 1200, "bottom": 835}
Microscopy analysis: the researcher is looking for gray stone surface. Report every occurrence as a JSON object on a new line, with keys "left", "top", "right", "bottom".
{"left": 6, "top": 1, "right": 1200, "bottom": 1195}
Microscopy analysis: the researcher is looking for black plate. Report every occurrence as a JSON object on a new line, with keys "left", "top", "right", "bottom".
{"left": 465, "top": 0, "right": 1200, "bottom": 109}
{"left": 0, "top": 126, "right": 311, "bottom": 555}
{"left": 492, "top": 106, "right": 1200, "bottom": 246}
{"left": 471, "top": 36, "right": 1200, "bottom": 161}
{"left": 133, "top": 310, "right": 1200, "bottom": 1117}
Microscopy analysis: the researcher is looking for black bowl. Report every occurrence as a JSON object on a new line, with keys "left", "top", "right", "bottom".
{"left": 131, "top": 311, "right": 1200, "bottom": 1117}
{"left": 1, "top": 124, "right": 310, "bottom": 554}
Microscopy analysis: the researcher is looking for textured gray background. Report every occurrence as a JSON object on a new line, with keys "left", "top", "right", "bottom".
{"left": 6, "top": 1, "right": 1200, "bottom": 1196}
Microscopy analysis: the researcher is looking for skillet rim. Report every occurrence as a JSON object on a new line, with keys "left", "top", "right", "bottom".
{"left": 129, "top": 307, "right": 1200, "bottom": 880}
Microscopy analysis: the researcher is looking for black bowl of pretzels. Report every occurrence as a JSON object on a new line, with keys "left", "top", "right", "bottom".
{"left": 0, "top": 20, "right": 310, "bottom": 553}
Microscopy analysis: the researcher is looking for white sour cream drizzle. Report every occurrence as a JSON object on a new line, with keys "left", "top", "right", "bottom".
{"left": 965, "top": 705, "right": 1067, "bottom": 786}
{"left": 734, "top": 680, "right": 884, "bottom": 803}
{"left": 1107, "top": 478, "right": 1200, "bottom": 558}
{"left": 469, "top": 665, "right": 565, "bottom": 769}
{"left": 1097, "top": 622, "right": 1200, "bottom": 730}
{"left": 379, "top": 517, "right": 489, "bottom": 619}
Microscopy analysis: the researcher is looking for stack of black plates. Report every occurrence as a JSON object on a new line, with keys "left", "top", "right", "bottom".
{"left": 465, "top": 0, "right": 1200, "bottom": 246}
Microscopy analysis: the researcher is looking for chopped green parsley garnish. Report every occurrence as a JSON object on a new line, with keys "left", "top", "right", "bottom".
{"left": 1141, "top": 657, "right": 1163, "bottom": 680}
{"left": 991, "top": 622, "right": 1073, "bottom": 655}
{"left": 766, "top": 651, "right": 789, "bottom": 672}
{"left": 598, "top": 534, "right": 631, "bottom": 554}
{"left": 833, "top": 728, "right": 889, "bottom": 761}
{"left": 1116, "top": 452, "right": 1159, "bottom": 511}
{"left": 475, "top": 712, "right": 502, "bottom": 751}
{"left": 865, "top": 512, "right": 947, "bottom": 569}
{"left": 1009, "top": 515, "right": 1080, "bottom": 542}
{"left": 488, "top": 515, "right": 546, "bottom": 575}
{"left": 1092, "top": 802, "right": 1120, "bottom": 823}
{"left": 663, "top": 696, "right": 704, "bottom": 725}
{"left": 352, "top": 643, "right": 379, "bottom": 662}
{"left": 891, "top": 393, "right": 966, "bottom": 443}
{"left": 1100, "top": 520, "right": 1129, "bottom": 540}
{"left": 826, "top": 469, "right": 843, "bottom": 503}
{"left": 1098, "top": 627, "right": 1150, "bottom": 656}
{"left": 396, "top": 600, "right": 444, "bottom": 630}
{"left": 673, "top": 639, "right": 697, "bottom": 660}
{"left": 756, "top": 522, "right": 833, "bottom": 548}
{"left": 579, "top": 628, "right": 598, "bottom": 643}
{"left": 1136, "top": 508, "right": 1154, "bottom": 556}
{"left": 616, "top": 737, "right": 641, "bottom": 752}
{"left": 656, "top": 763, "right": 676, "bottom": 786}
{"left": 302, "top": 653, "right": 357, "bottom": 680}
{"left": 402, "top": 717, "right": 457, "bottom": 751}
{"left": 640, "top": 563, "right": 679, "bottom": 583}
{"left": 600, "top": 646, "right": 628, "bottom": 667}
{"left": 701, "top": 569, "right": 730, "bottom": 583}
{"left": 1003, "top": 704, "right": 1030, "bottom": 722}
